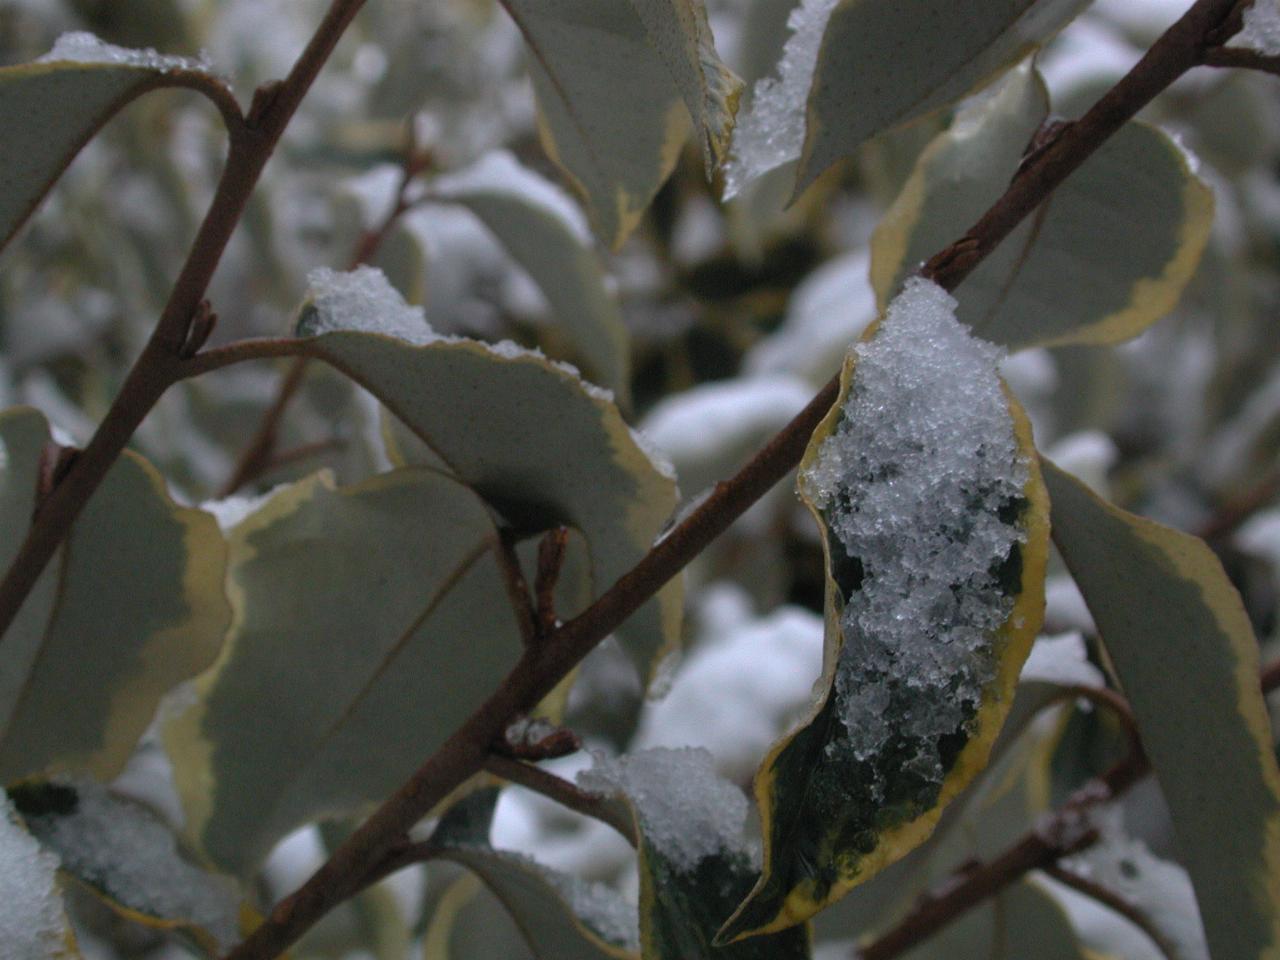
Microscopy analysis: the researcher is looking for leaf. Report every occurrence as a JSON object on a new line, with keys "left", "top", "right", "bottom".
{"left": 1041, "top": 461, "right": 1280, "bottom": 960}
{"left": 291, "top": 270, "right": 681, "bottom": 685}
{"left": 0, "top": 35, "right": 232, "bottom": 254}
{"left": 623, "top": 0, "right": 744, "bottom": 169}
{"left": 501, "top": 0, "right": 693, "bottom": 247}
{"left": 430, "top": 151, "right": 632, "bottom": 405}
{"left": 579, "top": 748, "right": 812, "bottom": 958}
{"left": 719, "top": 280, "right": 1050, "bottom": 940}
{"left": 10, "top": 778, "right": 242, "bottom": 954}
{"left": 0, "top": 790, "right": 79, "bottom": 959}
{"left": 164, "top": 467, "right": 524, "bottom": 875}
{"left": 426, "top": 787, "right": 639, "bottom": 959}
{"left": 0, "top": 407, "right": 230, "bottom": 783}
{"left": 795, "top": 0, "right": 1089, "bottom": 193}
{"left": 870, "top": 63, "right": 1214, "bottom": 351}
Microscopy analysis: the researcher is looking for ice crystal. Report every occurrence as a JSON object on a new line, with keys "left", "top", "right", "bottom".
{"left": 722, "top": 0, "right": 839, "bottom": 199}
{"left": 299, "top": 266, "right": 435, "bottom": 345}
{"left": 0, "top": 792, "right": 69, "bottom": 960}
{"left": 801, "top": 278, "right": 1028, "bottom": 790}
{"left": 39, "top": 31, "right": 214, "bottom": 74}
{"left": 578, "top": 747, "right": 748, "bottom": 872}
{"left": 1231, "top": 0, "right": 1280, "bottom": 56}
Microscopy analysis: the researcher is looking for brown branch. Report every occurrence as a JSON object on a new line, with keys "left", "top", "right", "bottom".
{"left": 0, "top": 0, "right": 370, "bottom": 642}
{"left": 1201, "top": 45, "right": 1280, "bottom": 75}
{"left": 216, "top": 2, "right": 1250, "bottom": 957}
{"left": 495, "top": 530, "right": 538, "bottom": 648}
{"left": 1041, "top": 863, "right": 1182, "bottom": 960}
{"left": 483, "top": 754, "right": 638, "bottom": 847}
{"left": 217, "top": 138, "right": 426, "bottom": 496}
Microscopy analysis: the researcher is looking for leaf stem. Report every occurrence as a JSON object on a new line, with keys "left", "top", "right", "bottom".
{"left": 482, "top": 754, "right": 638, "bottom": 847}
{"left": 215, "top": 3, "right": 1250, "bottom": 958}
{"left": 0, "top": 0, "right": 370, "bottom": 642}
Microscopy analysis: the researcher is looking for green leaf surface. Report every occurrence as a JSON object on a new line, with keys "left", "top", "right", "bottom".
{"left": 721, "top": 282, "right": 1050, "bottom": 940}
{"left": 623, "top": 0, "right": 743, "bottom": 170}
{"left": 0, "top": 46, "right": 231, "bottom": 254}
{"left": 164, "top": 467, "right": 523, "bottom": 875}
{"left": 298, "top": 326, "right": 681, "bottom": 685}
{"left": 427, "top": 787, "right": 639, "bottom": 959}
{"left": 431, "top": 151, "right": 632, "bottom": 404}
{"left": 579, "top": 748, "right": 811, "bottom": 958}
{"left": 501, "top": 0, "right": 694, "bottom": 247}
{"left": 0, "top": 407, "right": 229, "bottom": 784}
{"left": 0, "top": 790, "right": 79, "bottom": 959}
{"left": 11, "top": 778, "right": 242, "bottom": 954}
{"left": 870, "top": 64, "right": 1214, "bottom": 350}
{"left": 797, "top": 0, "right": 1089, "bottom": 193}
{"left": 1042, "top": 460, "right": 1280, "bottom": 960}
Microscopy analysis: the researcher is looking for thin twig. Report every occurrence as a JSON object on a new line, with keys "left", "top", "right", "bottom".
{"left": 1201, "top": 45, "right": 1280, "bottom": 75}
{"left": 1041, "top": 863, "right": 1182, "bottom": 960}
{"left": 1197, "top": 464, "right": 1280, "bottom": 541}
{"left": 483, "top": 754, "right": 638, "bottom": 847}
{"left": 0, "top": 0, "right": 370, "bottom": 642}
{"left": 535, "top": 527, "right": 570, "bottom": 637}
{"left": 214, "top": 4, "right": 1250, "bottom": 958}
{"left": 494, "top": 530, "right": 538, "bottom": 648}
{"left": 218, "top": 137, "right": 427, "bottom": 496}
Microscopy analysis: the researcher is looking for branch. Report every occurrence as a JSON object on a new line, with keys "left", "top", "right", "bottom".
{"left": 1201, "top": 45, "right": 1280, "bottom": 75}
{"left": 483, "top": 754, "right": 639, "bottom": 847}
{"left": 0, "top": 0, "right": 370, "bottom": 641}
{"left": 219, "top": 2, "right": 1248, "bottom": 956}
{"left": 1041, "top": 863, "right": 1182, "bottom": 960}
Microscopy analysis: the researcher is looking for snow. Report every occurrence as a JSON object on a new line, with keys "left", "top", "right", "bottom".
{"left": 1044, "top": 430, "right": 1117, "bottom": 497}
{"left": 634, "top": 584, "right": 824, "bottom": 782}
{"left": 432, "top": 150, "right": 592, "bottom": 245}
{"left": 1044, "top": 575, "right": 1098, "bottom": 636}
{"left": 200, "top": 487, "right": 286, "bottom": 534}
{"left": 722, "top": 0, "right": 840, "bottom": 199}
{"left": 1021, "top": 631, "right": 1104, "bottom": 688}
{"left": 578, "top": 747, "right": 749, "bottom": 873}
{"left": 545, "top": 869, "right": 639, "bottom": 951}
{"left": 22, "top": 778, "right": 241, "bottom": 950}
{"left": 299, "top": 266, "right": 436, "bottom": 346}
{"left": 38, "top": 31, "right": 214, "bottom": 74}
{"left": 744, "top": 250, "right": 876, "bottom": 384}
{"left": 0, "top": 791, "right": 68, "bottom": 960}
{"left": 1231, "top": 0, "right": 1280, "bottom": 56}
{"left": 801, "top": 278, "right": 1029, "bottom": 783}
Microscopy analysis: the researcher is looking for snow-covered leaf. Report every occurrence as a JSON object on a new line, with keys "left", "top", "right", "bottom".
{"left": 502, "top": 0, "right": 737, "bottom": 247}
{"left": 0, "top": 790, "right": 78, "bottom": 960}
{"left": 870, "top": 64, "right": 1214, "bottom": 350}
{"left": 431, "top": 151, "right": 632, "bottom": 404}
{"left": 0, "top": 407, "right": 229, "bottom": 783}
{"left": 291, "top": 268, "right": 681, "bottom": 686}
{"left": 164, "top": 467, "right": 523, "bottom": 875}
{"left": 720, "top": 280, "right": 1049, "bottom": 939}
{"left": 0, "top": 32, "right": 231, "bottom": 253}
{"left": 727, "top": 0, "right": 1088, "bottom": 198}
{"left": 1043, "top": 460, "right": 1280, "bottom": 960}
{"left": 579, "top": 749, "right": 812, "bottom": 958}
{"left": 11, "top": 778, "right": 241, "bottom": 953}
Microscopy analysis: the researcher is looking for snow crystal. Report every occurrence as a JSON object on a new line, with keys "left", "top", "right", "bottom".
{"left": 1021, "top": 632, "right": 1104, "bottom": 689}
{"left": 432, "top": 150, "right": 592, "bottom": 245}
{"left": 0, "top": 792, "right": 67, "bottom": 960}
{"left": 722, "top": 0, "right": 840, "bottom": 199}
{"left": 22, "top": 778, "right": 240, "bottom": 950}
{"left": 38, "top": 31, "right": 214, "bottom": 74}
{"left": 298, "top": 266, "right": 436, "bottom": 346}
{"left": 800, "top": 278, "right": 1028, "bottom": 788}
{"left": 578, "top": 748, "right": 749, "bottom": 873}
{"left": 628, "top": 426, "right": 678, "bottom": 483}
{"left": 547, "top": 870, "right": 640, "bottom": 951}
{"left": 1231, "top": 0, "right": 1280, "bottom": 56}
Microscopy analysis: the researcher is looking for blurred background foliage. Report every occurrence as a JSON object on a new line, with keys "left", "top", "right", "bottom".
{"left": 1, "top": 1, "right": 1279, "bottom": 957}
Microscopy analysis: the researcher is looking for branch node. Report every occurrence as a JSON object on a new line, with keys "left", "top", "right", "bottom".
{"left": 494, "top": 716, "right": 582, "bottom": 761}
{"left": 35, "top": 442, "right": 81, "bottom": 518}
{"left": 182, "top": 300, "right": 218, "bottom": 359}
{"left": 247, "top": 80, "right": 285, "bottom": 129}
{"left": 535, "top": 527, "right": 570, "bottom": 636}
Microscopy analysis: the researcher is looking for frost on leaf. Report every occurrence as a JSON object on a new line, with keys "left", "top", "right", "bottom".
{"left": 14, "top": 778, "right": 240, "bottom": 951}
{"left": 38, "top": 31, "right": 215, "bottom": 75}
{"left": 721, "top": 277, "right": 1046, "bottom": 940}
{"left": 297, "top": 266, "right": 436, "bottom": 345}
{"left": 722, "top": 0, "right": 838, "bottom": 199}
{"left": 800, "top": 277, "right": 1029, "bottom": 791}
{"left": 0, "top": 791, "right": 74, "bottom": 960}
